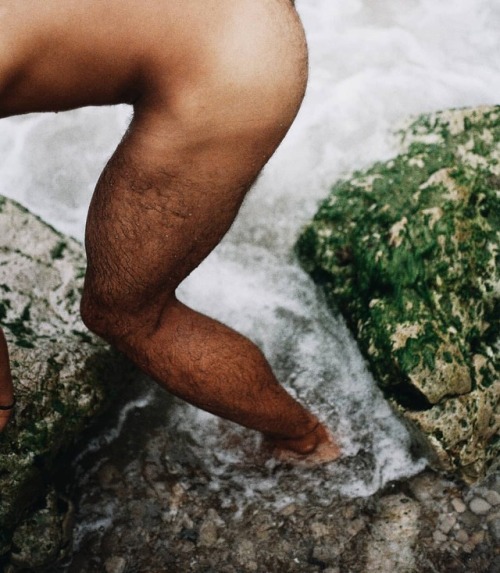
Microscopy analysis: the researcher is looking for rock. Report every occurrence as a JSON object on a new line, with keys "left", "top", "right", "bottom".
{"left": 198, "top": 516, "right": 219, "bottom": 547}
{"left": 0, "top": 196, "right": 132, "bottom": 569}
{"left": 104, "top": 556, "right": 127, "bottom": 573}
{"left": 365, "top": 494, "right": 420, "bottom": 572}
{"left": 438, "top": 514, "right": 456, "bottom": 534}
{"left": 484, "top": 490, "right": 500, "bottom": 507}
{"left": 455, "top": 529, "right": 469, "bottom": 544}
{"left": 296, "top": 106, "right": 499, "bottom": 482}
{"left": 236, "top": 539, "right": 257, "bottom": 566}
{"left": 488, "top": 516, "right": 500, "bottom": 543}
{"left": 9, "top": 490, "right": 74, "bottom": 569}
{"left": 469, "top": 496, "right": 492, "bottom": 515}
{"left": 451, "top": 498, "right": 467, "bottom": 513}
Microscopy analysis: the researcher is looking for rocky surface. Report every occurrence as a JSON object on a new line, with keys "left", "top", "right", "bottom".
{"left": 0, "top": 196, "right": 132, "bottom": 570}
{"left": 42, "top": 381, "right": 500, "bottom": 573}
{"left": 295, "top": 106, "right": 499, "bottom": 481}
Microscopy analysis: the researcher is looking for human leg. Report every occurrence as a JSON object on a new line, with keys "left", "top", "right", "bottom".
{"left": 0, "top": 0, "right": 340, "bottom": 459}
{"left": 79, "top": 111, "right": 339, "bottom": 457}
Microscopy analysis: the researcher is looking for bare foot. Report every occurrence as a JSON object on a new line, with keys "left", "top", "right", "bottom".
{"left": 264, "top": 422, "right": 341, "bottom": 466}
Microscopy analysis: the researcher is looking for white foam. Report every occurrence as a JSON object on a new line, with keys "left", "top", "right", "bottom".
{"left": 0, "top": 0, "right": 498, "bottom": 503}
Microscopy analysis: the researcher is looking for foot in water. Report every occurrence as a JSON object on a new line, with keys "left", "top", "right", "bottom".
{"left": 0, "top": 329, "right": 15, "bottom": 432}
{"left": 265, "top": 422, "right": 341, "bottom": 465}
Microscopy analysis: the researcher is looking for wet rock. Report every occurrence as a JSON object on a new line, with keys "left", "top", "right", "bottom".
{"left": 198, "top": 513, "right": 220, "bottom": 547}
{"left": 365, "top": 494, "right": 420, "bottom": 572}
{"left": 0, "top": 196, "right": 132, "bottom": 569}
{"left": 296, "top": 105, "right": 499, "bottom": 482}
{"left": 458, "top": 510, "right": 481, "bottom": 529}
{"left": 488, "top": 516, "right": 500, "bottom": 543}
{"left": 438, "top": 514, "right": 456, "bottom": 534}
{"left": 451, "top": 497, "right": 466, "bottom": 513}
{"left": 469, "top": 496, "right": 492, "bottom": 515}
{"left": 311, "top": 543, "right": 339, "bottom": 564}
{"left": 485, "top": 490, "right": 500, "bottom": 506}
{"left": 9, "top": 490, "right": 74, "bottom": 570}
{"left": 236, "top": 539, "right": 257, "bottom": 568}
{"left": 454, "top": 529, "right": 469, "bottom": 544}
{"left": 104, "top": 556, "right": 127, "bottom": 573}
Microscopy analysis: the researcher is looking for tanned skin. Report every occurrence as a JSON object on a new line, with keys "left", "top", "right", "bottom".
{"left": 0, "top": 0, "right": 340, "bottom": 463}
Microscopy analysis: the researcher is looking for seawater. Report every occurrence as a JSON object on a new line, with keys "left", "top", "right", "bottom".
{"left": 0, "top": 0, "right": 499, "bottom": 522}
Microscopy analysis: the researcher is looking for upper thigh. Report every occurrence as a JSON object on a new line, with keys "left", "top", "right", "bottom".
{"left": 0, "top": 0, "right": 307, "bottom": 123}
{"left": 142, "top": 0, "right": 308, "bottom": 145}
{"left": 0, "top": 0, "right": 151, "bottom": 115}
{"left": 83, "top": 110, "right": 257, "bottom": 316}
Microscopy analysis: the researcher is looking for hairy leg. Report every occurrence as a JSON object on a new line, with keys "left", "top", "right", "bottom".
{"left": 81, "top": 114, "right": 339, "bottom": 459}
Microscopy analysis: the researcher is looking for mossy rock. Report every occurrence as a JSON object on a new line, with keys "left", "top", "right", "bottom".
{"left": 296, "top": 106, "right": 499, "bottom": 482}
{"left": 0, "top": 197, "right": 132, "bottom": 569}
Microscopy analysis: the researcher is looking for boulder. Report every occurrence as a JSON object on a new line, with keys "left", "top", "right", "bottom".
{"left": 0, "top": 196, "right": 132, "bottom": 569}
{"left": 296, "top": 106, "right": 499, "bottom": 482}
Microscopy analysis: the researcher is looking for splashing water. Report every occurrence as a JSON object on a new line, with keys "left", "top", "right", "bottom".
{"left": 1, "top": 0, "right": 499, "bottom": 528}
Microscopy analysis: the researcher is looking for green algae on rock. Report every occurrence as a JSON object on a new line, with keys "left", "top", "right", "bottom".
{"left": 296, "top": 106, "right": 499, "bottom": 482}
{"left": 0, "top": 197, "right": 132, "bottom": 570}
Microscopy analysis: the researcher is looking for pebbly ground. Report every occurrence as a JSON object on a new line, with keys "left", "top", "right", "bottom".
{"left": 50, "top": 379, "right": 499, "bottom": 573}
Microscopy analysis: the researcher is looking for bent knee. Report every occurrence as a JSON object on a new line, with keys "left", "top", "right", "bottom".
{"left": 80, "top": 289, "right": 115, "bottom": 342}
{"left": 136, "top": 0, "right": 308, "bottom": 168}
{"left": 80, "top": 284, "right": 170, "bottom": 347}
{"left": 80, "top": 287, "right": 134, "bottom": 345}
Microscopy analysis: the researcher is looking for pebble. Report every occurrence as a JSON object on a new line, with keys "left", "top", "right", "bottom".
{"left": 310, "top": 522, "right": 330, "bottom": 538}
{"left": 342, "top": 505, "right": 357, "bottom": 520}
{"left": 236, "top": 540, "right": 256, "bottom": 564}
{"left": 279, "top": 503, "right": 297, "bottom": 516}
{"left": 104, "top": 556, "right": 127, "bottom": 573}
{"left": 97, "top": 463, "right": 122, "bottom": 490}
{"left": 450, "top": 498, "right": 466, "bottom": 513}
{"left": 469, "top": 497, "right": 492, "bottom": 515}
{"left": 488, "top": 517, "right": 500, "bottom": 542}
{"left": 438, "top": 515, "right": 456, "bottom": 534}
{"left": 198, "top": 518, "right": 219, "bottom": 548}
{"left": 312, "top": 544, "right": 338, "bottom": 563}
{"left": 454, "top": 529, "right": 469, "bottom": 544}
{"left": 484, "top": 490, "right": 500, "bottom": 507}
{"left": 469, "top": 531, "right": 485, "bottom": 546}
{"left": 433, "top": 531, "right": 448, "bottom": 544}
{"left": 490, "top": 557, "right": 500, "bottom": 573}
{"left": 459, "top": 510, "right": 481, "bottom": 528}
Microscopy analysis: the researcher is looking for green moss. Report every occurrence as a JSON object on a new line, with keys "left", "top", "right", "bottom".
{"left": 0, "top": 301, "right": 9, "bottom": 321}
{"left": 296, "top": 106, "right": 499, "bottom": 479}
{"left": 50, "top": 241, "right": 67, "bottom": 260}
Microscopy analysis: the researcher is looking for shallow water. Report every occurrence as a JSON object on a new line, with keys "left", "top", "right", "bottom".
{"left": 0, "top": 0, "right": 499, "bottom": 554}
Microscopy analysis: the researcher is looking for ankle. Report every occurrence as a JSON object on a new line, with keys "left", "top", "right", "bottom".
{"left": 265, "top": 419, "right": 325, "bottom": 456}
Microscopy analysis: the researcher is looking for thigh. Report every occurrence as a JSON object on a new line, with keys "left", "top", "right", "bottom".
{"left": 83, "top": 111, "right": 257, "bottom": 323}
{"left": 0, "top": 0, "right": 153, "bottom": 115}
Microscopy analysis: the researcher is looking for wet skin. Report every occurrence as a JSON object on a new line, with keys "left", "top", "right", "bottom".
{"left": 0, "top": 0, "right": 340, "bottom": 462}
